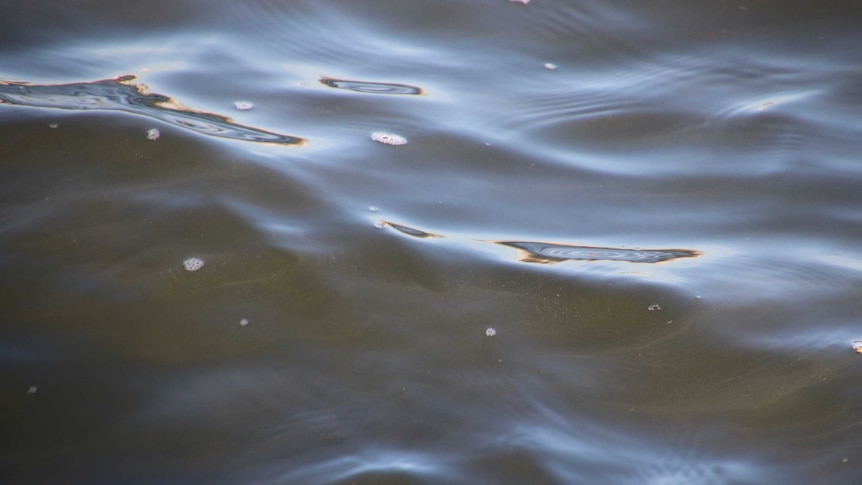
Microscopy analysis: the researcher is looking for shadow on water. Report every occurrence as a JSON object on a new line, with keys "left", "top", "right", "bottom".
{"left": 0, "top": 75, "right": 305, "bottom": 145}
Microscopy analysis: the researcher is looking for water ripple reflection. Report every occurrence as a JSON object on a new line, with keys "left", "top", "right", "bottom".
{"left": 381, "top": 220, "right": 700, "bottom": 264}
{"left": 496, "top": 240, "right": 701, "bottom": 265}
{"left": 0, "top": 75, "right": 305, "bottom": 145}
{"left": 320, "top": 77, "right": 424, "bottom": 95}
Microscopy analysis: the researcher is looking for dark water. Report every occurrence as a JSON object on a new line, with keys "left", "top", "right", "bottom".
{"left": 2, "top": 1, "right": 862, "bottom": 483}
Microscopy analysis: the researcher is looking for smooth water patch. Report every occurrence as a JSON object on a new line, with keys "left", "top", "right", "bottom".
{"left": 0, "top": 75, "right": 305, "bottom": 145}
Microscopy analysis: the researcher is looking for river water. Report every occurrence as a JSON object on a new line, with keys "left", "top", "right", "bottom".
{"left": 2, "top": 1, "right": 862, "bottom": 483}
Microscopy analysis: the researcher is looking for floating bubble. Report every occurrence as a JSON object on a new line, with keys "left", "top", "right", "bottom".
{"left": 234, "top": 101, "right": 253, "bottom": 111}
{"left": 852, "top": 340, "right": 862, "bottom": 353}
{"left": 27, "top": 386, "right": 38, "bottom": 395}
{"left": 183, "top": 257, "right": 205, "bottom": 272}
{"left": 146, "top": 128, "right": 160, "bottom": 141}
{"left": 48, "top": 123, "right": 58, "bottom": 128}
{"left": 240, "top": 318, "right": 249, "bottom": 326}
{"left": 648, "top": 304, "right": 662, "bottom": 311}
{"left": 485, "top": 328, "right": 497, "bottom": 337}
{"left": 368, "top": 206, "right": 379, "bottom": 213}
{"left": 544, "top": 63, "right": 558, "bottom": 70}
{"left": 371, "top": 131, "right": 407, "bottom": 146}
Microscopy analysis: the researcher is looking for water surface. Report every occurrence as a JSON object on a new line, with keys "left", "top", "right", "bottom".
{"left": 2, "top": 1, "right": 862, "bottom": 483}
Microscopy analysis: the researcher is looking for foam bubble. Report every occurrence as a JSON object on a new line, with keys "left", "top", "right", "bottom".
{"left": 234, "top": 101, "right": 254, "bottom": 111}
{"left": 183, "top": 257, "right": 205, "bottom": 272}
{"left": 146, "top": 128, "right": 160, "bottom": 141}
{"left": 371, "top": 131, "right": 407, "bottom": 146}
{"left": 485, "top": 327, "right": 497, "bottom": 337}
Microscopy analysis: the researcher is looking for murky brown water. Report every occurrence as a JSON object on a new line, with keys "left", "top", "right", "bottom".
{"left": 2, "top": 1, "right": 862, "bottom": 483}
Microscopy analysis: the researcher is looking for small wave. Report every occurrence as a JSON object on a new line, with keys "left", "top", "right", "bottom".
{"left": 0, "top": 75, "right": 305, "bottom": 145}
{"left": 320, "top": 77, "right": 424, "bottom": 95}
{"left": 381, "top": 220, "right": 700, "bottom": 264}
{"left": 495, "top": 240, "right": 702, "bottom": 264}
{"left": 382, "top": 221, "right": 441, "bottom": 239}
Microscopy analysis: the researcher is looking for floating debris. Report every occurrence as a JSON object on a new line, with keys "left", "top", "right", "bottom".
{"left": 371, "top": 131, "right": 408, "bottom": 146}
{"left": 48, "top": 123, "right": 58, "bottom": 128}
{"left": 495, "top": 240, "right": 702, "bottom": 264}
{"left": 320, "top": 77, "right": 424, "bottom": 95}
{"left": 0, "top": 75, "right": 305, "bottom": 145}
{"left": 852, "top": 340, "right": 862, "bottom": 353}
{"left": 648, "top": 304, "right": 662, "bottom": 311}
{"left": 183, "top": 257, "right": 205, "bottom": 272}
{"left": 240, "top": 318, "right": 249, "bottom": 326}
{"left": 368, "top": 206, "right": 379, "bottom": 213}
{"left": 234, "top": 101, "right": 254, "bottom": 111}
{"left": 373, "top": 221, "right": 386, "bottom": 229}
{"left": 485, "top": 328, "right": 497, "bottom": 337}
{"left": 146, "top": 128, "right": 160, "bottom": 141}
{"left": 27, "top": 385, "right": 38, "bottom": 395}
{"left": 544, "top": 63, "right": 558, "bottom": 70}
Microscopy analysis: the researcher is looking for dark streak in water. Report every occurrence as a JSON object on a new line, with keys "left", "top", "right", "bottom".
{"left": 383, "top": 221, "right": 441, "bottom": 238}
{"left": 383, "top": 221, "right": 700, "bottom": 264}
{"left": 320, "top": 77, "right": 424, "bottom": 95}
{"left": 496, "top": 240, "right": 702, "bottom": 264}
{"left": 0, "top": 75, "right": 305, "bottom": 145}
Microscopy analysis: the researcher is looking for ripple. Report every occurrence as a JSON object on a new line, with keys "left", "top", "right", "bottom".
{"left": 382, "top": 221, "right": 441, "bottom": 239}
{"left": 320, "top": 77, "right": 424, "bottom": 95}
{"left": 381, "top": 220, "right": 700, "bottom": 265}
{"left": 495, "top": 240, "right": 701, "bottom": 264}
{"left": 0, "top": 75, "right": 305, "bottom": 145}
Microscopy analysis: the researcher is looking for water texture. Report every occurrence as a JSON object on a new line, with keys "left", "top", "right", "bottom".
{"left": 0, "top": 76, "right": 305, "bottom": 144}
{"left": 2, "top": 1, "right": 862, "bottom": 484}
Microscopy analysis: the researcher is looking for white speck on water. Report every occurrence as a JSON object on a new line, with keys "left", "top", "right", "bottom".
{"left": 544, "top": 63, "right": 558, "bottom": 70}
{"left": 27, "top": 386, "right": 38, "bottom": 395}
{"left": 183, "top": 257, "right": 205, "bottom": 272}
{"left": 485, "top": 327, "right": 497, "bottom": 337}
{"left": 852, "top": 340, "right": 862, "bottom": 353}
{"left": 146, "top": 128, "right": 160, "bottom": 141}
{"left": 695, "top": 295, "right": 702, "bottom": 300}
{"left": 48, "top": 123, "right": 58, "bottom": 129}
{"left": 648, "top": 303, "right": 661, "bottom": 311}
{"left": 368, "top": 206, "right": 379, "bottom": 213}
{"left": 373, "top": 221, "right": 386, "bottom": 229}
{"left": 234, "top": 101, "right": 254, "bottom": 111}
{"left": 240, "top": 318, "right": 249, "bottom": 326}
{"left": 371, "top": 131, "right": 407, "bottom": 146}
